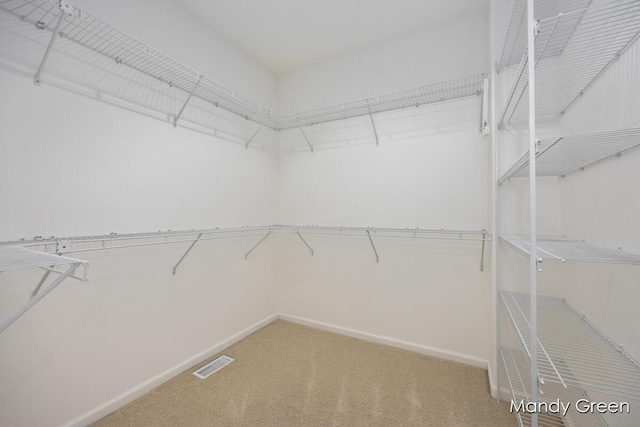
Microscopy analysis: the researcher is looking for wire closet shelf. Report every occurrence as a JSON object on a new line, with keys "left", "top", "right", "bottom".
{"left": 499, "top": 235, "right": 640, "bottom": 264}
{"left": 500, "top": 291, "right": 640, "bottom": 401}
{"left": 0, "top": 0, "right": 485, "bottom": 134}
{"left": 16, "top": 225, "right": 491, "bottom": 255}
{"left": 500, "top": 347, "right": 607, "bottom": 427}
{"left": 498, "top": 0, "right": 640, "bottom": 128}
{"left": 498, "top": 128, "right": 640, "bottom": 183}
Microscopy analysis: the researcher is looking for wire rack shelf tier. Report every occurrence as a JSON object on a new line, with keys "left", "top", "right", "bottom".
{"left": 499, "top": 235, "right": 640, "bottom": 264}
{"left": 498, "top": 127, "right": 640, "bottom": 182}
{"left": 14, "top": 225, "right": 491, "bottom": 254}
{"left": 0, "top": 0, "right": 485, "bottom": 134}
{"left": 498, "top": 0, "right": 640, "bottom": 128}
{"left": 0, "top": 245, "right": 86, "bottom": 271}
{"left": 500, "top": 291, "right": 640, "bottom": 401}
{"left": 500, "top": 347, "right": 607, "bottom": 427}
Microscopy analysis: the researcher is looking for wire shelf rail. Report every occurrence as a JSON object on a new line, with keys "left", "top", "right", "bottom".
{"left": 499, "top": 235, "right": 640, "bottom": 264}
{"left": 498, "top": 127, "right": 640, "bottom": 182}
{"left": 0, "top": 0, "right": 485, "bottom": 134}
{"left": 500, "top": 291, "right": 640, "bottom": 401}
{"left": 500, "top": 347, "right": 607, "bottom": 427}
{"left": 498, "top": 0, "right": 640, "bottom": 127}
{"left": 0, "top": 245, "right": 89, "bottom": 334}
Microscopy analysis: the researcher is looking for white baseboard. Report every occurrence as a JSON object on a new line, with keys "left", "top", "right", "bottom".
{"left": 63, "top": 313, "right": 278, "bottom": 427}
{"left": 277, "top": 313, "right": 489, "bottom": 370}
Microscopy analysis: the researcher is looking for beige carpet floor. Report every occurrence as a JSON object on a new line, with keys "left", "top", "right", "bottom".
{"left": 93, "top": 320, "right": 517, "bottom": 426}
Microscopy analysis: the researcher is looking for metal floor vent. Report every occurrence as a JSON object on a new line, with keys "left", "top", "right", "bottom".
{"left": 193, "top": 355, "right": 234, "bottom": 379}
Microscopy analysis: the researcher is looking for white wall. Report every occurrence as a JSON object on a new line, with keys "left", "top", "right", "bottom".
{"left": 277, "top": 11, "right": 489, "bottom": 113}
{"left": 0, "top": 1, "right": 280, "bottom": 425}
{"left": 274, "top": 10, "right": 492, "bottom": 365}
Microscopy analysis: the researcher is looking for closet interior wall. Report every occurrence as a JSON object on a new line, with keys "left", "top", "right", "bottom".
{"left": 0, "top": 0, "right": 279, "bottom": 426}
{"left": 275, "top": 10, "right": 493, "bottom": 365}
{"left": 0, "top": 2, "right": 496, "bottom": 427}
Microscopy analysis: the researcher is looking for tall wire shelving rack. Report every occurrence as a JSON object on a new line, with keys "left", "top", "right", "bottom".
{"left": 495, "top": 0, "right": 640, "bottom": 426}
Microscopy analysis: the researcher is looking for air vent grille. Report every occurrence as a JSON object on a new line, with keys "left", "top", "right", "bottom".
{"left": 193, "top": 355, "right": 234, "bottom": 379}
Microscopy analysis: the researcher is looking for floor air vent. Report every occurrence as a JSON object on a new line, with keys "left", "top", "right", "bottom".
{"left": 193, "top": 355, "right": 234, "bottom": 379}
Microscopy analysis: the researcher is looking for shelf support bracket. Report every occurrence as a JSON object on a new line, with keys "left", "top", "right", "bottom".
{"left": 299, "top": 127, "right": 314, "bottom": 153}
{"left": 480, "top": 77, "right": 489, "bottom": 135}
{"left": 369, "top": 114, "right": 379, "bottom": 145}
{"left": 245, "top": 230, "right": 272, "bottom": 260}
{"left": 33, "top": 9, "right": 68, "bottom": 86}
{"left": 31, "top": 266, "right": 53, "bottom": 298}
{"left": 480, "top": 230, "right": 487, "bottom": 272}
{"left": 173, "top": 74, "right": 202, "bottom": 127}
{"left": 366, "top": 230, "right": 379, "bottom": 263}
{"left": 245, "top": 125, "right": 264, "bottom": 149}
{"left": 296, "top": 231, "right": 314, "bottom": 256}
{"left": 0, "top": 263, "right": 79, "bottom": 334}
{"left": 172, "top": 232, "right": 203, "bottom": 275}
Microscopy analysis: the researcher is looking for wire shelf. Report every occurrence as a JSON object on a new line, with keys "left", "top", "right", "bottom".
{"left": 0, "top": 245, "right": 86, "bottom": 271}
{"left": 0, "top": 1, "right": 484, "bottom": 134}
{"left": 13, "top": 225, "right": 491, "bottom": 255}
{"left": 498, "top": 127, "right": 640, "bottom": 182}
{"left": 499, "top": 235, "right": 640, "bottom": 264}
{"left": 500, "top": 291, "right": 640, "bottom": 400}
{"left": 498, "top": 0, "right": 640, "bottom": 127}
{"left": 500, "top": 347, "right": 607, "bottom": 427}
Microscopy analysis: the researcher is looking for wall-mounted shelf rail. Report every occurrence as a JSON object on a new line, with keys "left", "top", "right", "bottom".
{"left": 499, "top": 235, "right": 640, "bottom": 264}
{"left": 498, "top": 0, "right": 640, "bottom": 127}
{"left": 10, "top": 225, "right": 490, "bottom": 268}
{"left": 498, "top": 128, "right": 640, "bottom": 183}
{"left": 500, "top": 347, "right": 606, "bottom": 427}
{"left": 0, "top": 0, "right": 485, "bottom": 136}
{"left": 500, "top": 291, "right": 640, "bottom": 400}
{"left": 0, "top": 245, "right": 88, "bottom": 334}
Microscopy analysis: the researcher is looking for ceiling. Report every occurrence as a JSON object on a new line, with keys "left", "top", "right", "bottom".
{"left": 172, "top": 0, "right": 488, "bottom": 75}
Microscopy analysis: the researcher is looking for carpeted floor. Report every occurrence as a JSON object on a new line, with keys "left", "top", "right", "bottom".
{"left": 93, "top": 320, "right": 517, "bottom": 426}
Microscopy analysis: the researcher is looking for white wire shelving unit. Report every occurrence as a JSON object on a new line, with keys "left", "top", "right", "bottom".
{"left": 498, "top": 0, "right": 640, "bottom": 128}
{"left": 16, "top": 224, "right": 490, "bottom": 266}
{"left": 0, "top": 225, "right": 490, "bottom": 334}
{"left": 500, "top": 291, "right": 640, "bottom": 401}
{"left": 500, "top": 347, "right": 607, "bottom": 427}
{"left": 0, "top": 245, "right": 88, "bottom": 333}
{"left": 0, "top": 0, "right": 486, "bottom": 150}
{"left": 499, "top": 235, "right": 640, "bottom": 264}
{"left": 496, "top": 1, "right": 640, "bottom": 426}
{"left": 499, "top": 128, "right": 640, "bottom": 183}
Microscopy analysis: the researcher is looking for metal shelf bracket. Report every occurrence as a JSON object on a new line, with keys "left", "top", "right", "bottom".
{"left": 299, "top": 127, "right": 314, "bottom": 153}
{"left": 368, "top": 114, "right": 379, "bottom": 145}
{"left": 245, "top": 125, "right": 264, "bottom": 149}
{"left": 480, "top": 230, "right": 487, "bottom": 271}
{"left": 296, "top": 231, "right": 314, "bottom": 256}
{"left": 33, "top": 4, "right": 68, "bottom": 86}
{"left": 0, "top": 263, "right": 79, "bottom": 334}
{"left": 366, "top": 230, "right": 379, "bottom": 263}
{"left": 245, "top": 230, "right": 272, "bottom": 260}
{"left": 172, "top": 232, "right": 203, "bottom": 275}
{"left": 173, "top": 74, "right": 201, "bottom": 127}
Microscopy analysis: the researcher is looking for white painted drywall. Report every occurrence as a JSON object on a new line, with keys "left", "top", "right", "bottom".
{"left": 273, "top": 11, "right": 493, "bottom": 364}
{"left": 0, "top": 2, "right": 280, "bottom": 424}
{"left": 276, "top": 11, "right": 489, "bottom": 114}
